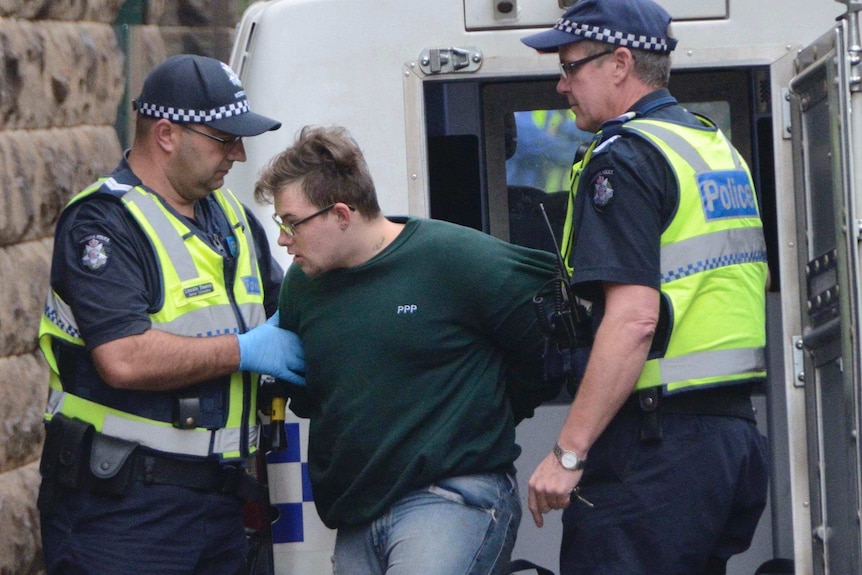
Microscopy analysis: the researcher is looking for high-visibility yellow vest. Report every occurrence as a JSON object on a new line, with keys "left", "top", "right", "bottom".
{"left": 561, "top": 116, "right": 767, "bottom": 393}
{"left": 38, "top": 178, "right": 267, "bottom": 461}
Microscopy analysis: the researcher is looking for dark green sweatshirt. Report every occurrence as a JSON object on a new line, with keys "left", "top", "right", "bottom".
{"left": 280, "top": 217, "right": 558, "bottom": 528}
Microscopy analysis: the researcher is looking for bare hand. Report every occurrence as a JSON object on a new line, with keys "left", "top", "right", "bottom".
{"left": 527, "top": 452, "right": 583, "bottom": 527}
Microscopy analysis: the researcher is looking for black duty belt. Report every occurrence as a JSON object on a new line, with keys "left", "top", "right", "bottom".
{"left": 79, "top": 440, "right": 263, "bottom": 502}
{"left": 131, "top": 451, "right": 264, "bottom": 502}
{"left": 630, "top": 383, "right": 756, "bottom": 442}
{"left": 39, "top": 414, "right": 265, "bottom": 512}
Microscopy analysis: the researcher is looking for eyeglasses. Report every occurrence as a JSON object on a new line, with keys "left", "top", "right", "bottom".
{"left": 559, "top": 49, "right": 614, "bottom": 80}
{"left": 272, "top": 203, "right": 356, "bottom": 237}
{"left": 180, "top": 124, "right": 243, "bottom": 147}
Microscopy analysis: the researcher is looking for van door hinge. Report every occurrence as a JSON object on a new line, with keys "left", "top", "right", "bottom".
{"left": 418, "top": 47, "right": 482, "bottom": 75}
{"left": 792, "top": 335, "right": 805, "bottom": 387}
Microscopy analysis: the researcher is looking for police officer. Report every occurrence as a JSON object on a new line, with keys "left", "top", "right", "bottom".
{"left": 37, "top": 54, "right": 305, "bottom": 575}
{"left": 521, "top": 1, "right": 770, "bottom": 573}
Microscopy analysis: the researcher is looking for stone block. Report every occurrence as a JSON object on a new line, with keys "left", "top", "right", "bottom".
{"left": 0, "top": 19, "right": 124, "bottom": 129}
{"left": 159, "top": 25, "right": 236, "bottom": 63}
{"left": 0, "top": 353, "right": 46, "bottom": 474}
{"left": 124, "top": 24, "right": 167, "bottom": 105}
{"left": 157, "top": 0, "right": 240, "bottom": 27}
{"left": 0, "top": 462, "right": 43, "bottom": 575}
{"left": 0, "top": 127, "right": 122, "bottom": 247}
{"left": 0, "top": 0, "right": 123, "bottom": 23}
{"left": 0, "top": 239, "right": 52, "bottom": 357}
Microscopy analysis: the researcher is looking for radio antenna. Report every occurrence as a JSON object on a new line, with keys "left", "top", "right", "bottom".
{"left": 538, "top": 202, "right": 570, "bottom": 281}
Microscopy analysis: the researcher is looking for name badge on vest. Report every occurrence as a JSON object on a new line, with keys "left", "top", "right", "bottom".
{"left": 183, "top": 282, "right": 215, "bottom": 298}
{"left": 698, "top": 169, "right": 758, "bottom": 220}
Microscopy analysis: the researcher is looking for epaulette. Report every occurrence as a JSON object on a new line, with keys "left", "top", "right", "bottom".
{"left": 599, "top": 111, "right": 637, "bottom": 140}
{"left": 94, "top": 176, "right": 136, "bottom": 199}
{"left": 592, "top": 134, "right": 622, "bottom": 156}
{"left": 592, "top": 112, "right": 637, "bottom": 156}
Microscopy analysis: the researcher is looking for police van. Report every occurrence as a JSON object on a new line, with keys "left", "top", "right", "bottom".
{"left": 225, "top": 0, "right": 861, "bottom": 573}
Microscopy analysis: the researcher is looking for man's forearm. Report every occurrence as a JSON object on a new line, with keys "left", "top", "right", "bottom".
{"left": 557, "top": 283, "right": 658, "bottom": 457}
{"left": 91, "top": 328, "right": 241, "bottom": 391}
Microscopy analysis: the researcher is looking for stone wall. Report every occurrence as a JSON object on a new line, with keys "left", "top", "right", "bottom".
{"left": 0, "top": 1, "right": 238, "bottom": 573}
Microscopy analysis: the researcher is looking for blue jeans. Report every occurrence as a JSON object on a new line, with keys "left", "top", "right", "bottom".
{"left": 333, "top": 472, "right": 521, "bottom": 575}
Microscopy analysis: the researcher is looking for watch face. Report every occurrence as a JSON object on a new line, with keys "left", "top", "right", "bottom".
{"left": 561, "top": 452, "right": 579, "bottom": 469}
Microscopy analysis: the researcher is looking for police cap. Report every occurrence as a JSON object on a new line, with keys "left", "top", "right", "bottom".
{"left": 521, "top": 0, "right": 678, "bottom": 54}
{"left": 132, "top": 54, "right": 281, "bottom": 137}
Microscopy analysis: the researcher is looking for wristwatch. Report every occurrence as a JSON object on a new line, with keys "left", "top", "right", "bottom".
{"left": 553, "top": 443, "right": 585, "bottom": 471}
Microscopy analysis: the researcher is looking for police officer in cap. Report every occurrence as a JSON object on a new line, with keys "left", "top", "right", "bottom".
{"left": 38, "top": 54, "right": 304, "bottom": 574}
{"left": 521, "top": 1, "right": 770, "bottom": 573}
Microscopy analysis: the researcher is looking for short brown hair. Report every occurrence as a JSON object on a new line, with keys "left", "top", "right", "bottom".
{"left": 254, "top": 125, "right": 381, "bottom": 217}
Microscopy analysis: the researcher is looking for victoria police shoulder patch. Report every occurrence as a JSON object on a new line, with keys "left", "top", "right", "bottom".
{"left": 591, "top": 169, "right": 615, "bottom": 210}
{"left": 80, "top": 234, "right": 110, "bottom": 272}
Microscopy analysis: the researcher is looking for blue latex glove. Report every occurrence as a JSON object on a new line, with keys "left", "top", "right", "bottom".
{"left": 237, "top": 312, "right": 306, "bottom": 386}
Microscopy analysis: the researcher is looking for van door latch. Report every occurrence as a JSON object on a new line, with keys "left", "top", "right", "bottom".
{"left": 418, "top": 47, "right": 482, "bottom": 75}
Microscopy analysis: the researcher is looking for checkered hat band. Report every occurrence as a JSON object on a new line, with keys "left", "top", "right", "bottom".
{"left": 136, "top": 100, "right": 250, "bottom": 123}
{"left": 554, "top": 18, "right": 672, "bottom": 53}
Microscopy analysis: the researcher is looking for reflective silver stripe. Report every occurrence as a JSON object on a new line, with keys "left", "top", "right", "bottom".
{"left": 219, "top": 189, "right": 260, "bottom": 277}
{"left": 104, "top": 414, "right": 213, "bottom": 456}
{"left": 626, "top": 120, "right": 742, "bottom": 171}
{"left": 158, "top": 304, "right": 249, "bottom": 337}
{"left": 661, "top": 227, "right": 767, "bottom": 283}
{"left": 47, "top": 389, "right": 259, "bottom": 457}
{"left": 43, "top": 290, "right": 81, "bottom": 339}
{"left": 217, "top": 189, "right": 266, "bottom": 328}
{"left": 244, "top": 302, "right": 266, "bottom": 328}
{"left": 103, "top": 415, "right": 259, "bottom": 457}
{"left": 123, "top": 191, "right": 198, "bottom": 281}
{"left": 46, "top": 387, "right": 63, "bottom": 413}
{"left": 212, "top": 426, "right": 251, "bottom": 455}
{"left": 655, "top": 347, "right": 765, "bottom": 385}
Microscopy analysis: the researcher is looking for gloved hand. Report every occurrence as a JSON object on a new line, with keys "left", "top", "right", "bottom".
{"left": 236, "top": 312, "right": 306, "bottom": 386}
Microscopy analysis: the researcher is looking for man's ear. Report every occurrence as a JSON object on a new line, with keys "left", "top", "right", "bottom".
{"left": 333, "top": 203, "right": 354, "bottom": 227}
{"left": 154, "top": 119, "right": 179, "bottom": 152}
{"left": 612, "top": 47, "right": 635, "bottom": 77}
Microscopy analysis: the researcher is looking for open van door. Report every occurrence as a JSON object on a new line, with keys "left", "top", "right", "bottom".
{"left": 780, "top": 5, "right": 862, "bottom": 573}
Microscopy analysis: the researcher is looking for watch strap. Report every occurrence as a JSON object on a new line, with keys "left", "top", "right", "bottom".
{"left": 553, "top": 443, "right": 585, "bottom": 471}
